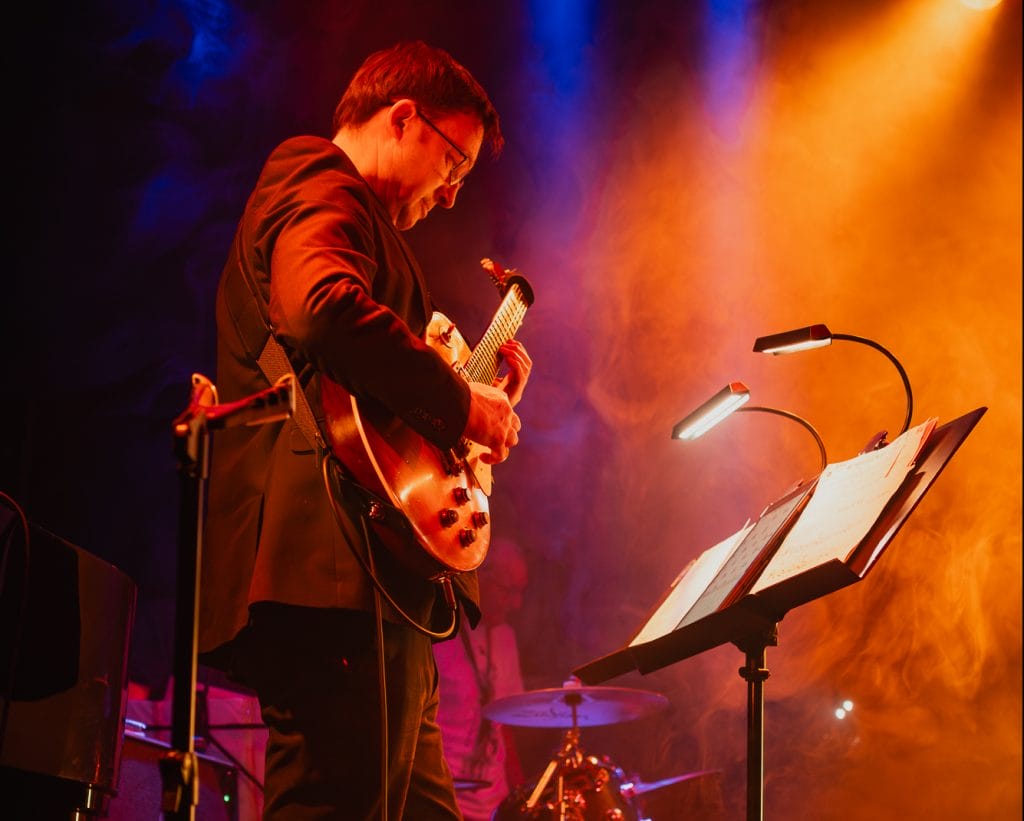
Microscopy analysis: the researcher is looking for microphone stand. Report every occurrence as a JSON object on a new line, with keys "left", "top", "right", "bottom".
{"left": 195, "top": 683, "right": 266, "bottom": 794}
{"left": 161, "top": 374, "right": 294, "bottom": 821}
{"left": 147, "top": 682, "right": 265, "bottom": 796}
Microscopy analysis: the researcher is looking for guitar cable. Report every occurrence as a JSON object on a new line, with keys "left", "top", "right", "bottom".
{"left": 367, "top": 542, "right": 389, "bottom": 821}
{"left": 320, "top": 454, "right": 458, "bottom": 641}
{"left": 320, "top": 454, "right": 460, "bottom": 820}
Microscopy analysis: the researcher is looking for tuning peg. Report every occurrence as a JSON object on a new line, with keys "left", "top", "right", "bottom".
{"left": 480, "top": 257, "right": 505, "bottom": 290}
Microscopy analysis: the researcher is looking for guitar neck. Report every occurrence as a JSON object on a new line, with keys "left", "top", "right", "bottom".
{"left": 463, "top": 283, "right": 530, "bottom": 385}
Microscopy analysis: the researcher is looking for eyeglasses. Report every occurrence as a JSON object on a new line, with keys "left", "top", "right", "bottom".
{"left": 417, "top": 110, "right": 472, "bottom": 187}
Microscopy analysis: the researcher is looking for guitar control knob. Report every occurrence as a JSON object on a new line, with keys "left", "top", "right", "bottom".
{"left": 452, "top": 487, "right": 470, "bottom": 505}
{"left": 440, "top": 324, "right": 456, "bottom": 345}
{"left": 459, "top": 528, "right": 477, "bottom": 547}
{"left": 439, "top": 509, "right": 459, "bottom": 527}
{"left": 472, "top": 511, "right": 489, "bottom": 528}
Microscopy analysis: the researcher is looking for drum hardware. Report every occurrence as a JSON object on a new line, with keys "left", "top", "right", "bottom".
{"left": 492, "top": 726, "right": 639, "bottom": 820}
{"left": 620, "top": 768, "right": 723, "bottom": 798}
{"left": 486, "top": 680, "right": 669, "bottom": 820}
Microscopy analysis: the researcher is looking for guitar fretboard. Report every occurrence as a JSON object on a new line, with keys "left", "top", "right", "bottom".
{"left": 463, "top": 284, "right": 529, "bottom": 385}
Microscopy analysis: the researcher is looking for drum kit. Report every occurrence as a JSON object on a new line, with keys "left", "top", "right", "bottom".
{"left": 467, "top": 679, "right": 719, "bottom": 820}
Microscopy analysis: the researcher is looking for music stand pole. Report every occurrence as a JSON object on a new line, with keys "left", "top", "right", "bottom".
{"left": 735, "top": 623, "right": 778, "bottom": 821}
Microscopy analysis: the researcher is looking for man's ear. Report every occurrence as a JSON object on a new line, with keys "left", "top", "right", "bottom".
{"left": 387, "top": 99, "right": 418, "bottom": 137}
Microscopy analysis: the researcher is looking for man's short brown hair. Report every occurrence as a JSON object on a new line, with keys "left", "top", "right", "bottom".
{"left": 332, "top": 41, "right": 503, "bottom": 157}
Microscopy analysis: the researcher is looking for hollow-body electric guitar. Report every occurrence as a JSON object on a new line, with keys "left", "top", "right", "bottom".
{"left": 320, "top": 262, "right": 534, "bottom": 579}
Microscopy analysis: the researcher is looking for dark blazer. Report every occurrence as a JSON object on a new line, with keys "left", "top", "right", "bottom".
{"left": 199, "top": 136, "right": 480, "bottom": 664}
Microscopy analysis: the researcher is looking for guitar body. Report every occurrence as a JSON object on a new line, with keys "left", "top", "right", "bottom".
{"left": 320, "top": 315, "right": 490, "bottom": 578}
{"left": 321, "top": 269, "right": 533, "bottom": 579}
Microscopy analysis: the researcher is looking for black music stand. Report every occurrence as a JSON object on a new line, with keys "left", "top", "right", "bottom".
{"left": 574, "top": 408, "right": 986, "bottom": 821}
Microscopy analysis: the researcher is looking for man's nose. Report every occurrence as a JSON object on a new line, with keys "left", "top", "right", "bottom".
{"left": 436, "top": 183, "right": 459, "bottom": 209}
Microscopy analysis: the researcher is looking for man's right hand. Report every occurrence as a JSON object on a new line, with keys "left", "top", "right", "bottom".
{"left": 464, "top": 382, "right": 521, "bottom": 464}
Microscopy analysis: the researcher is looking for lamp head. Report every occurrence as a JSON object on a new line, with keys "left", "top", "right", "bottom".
{"left": 753, "top": 324, "right": 833, "bottom": 355}
{"left": 671, "top": 382, "right": 751, "bottom": 440}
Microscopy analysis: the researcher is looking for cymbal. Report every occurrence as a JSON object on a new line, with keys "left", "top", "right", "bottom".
{"left": 482, "top": 685, "right": 669, "bottom": 728}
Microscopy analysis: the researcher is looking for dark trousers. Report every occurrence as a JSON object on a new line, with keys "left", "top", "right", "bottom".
{"left": 236, "top": 604, "right": 462, "bottom": 820}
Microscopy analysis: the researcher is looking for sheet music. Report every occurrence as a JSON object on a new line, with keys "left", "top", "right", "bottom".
{"left": 749, "top": 418, "right": 937, "bottom": 594}
{"left": 629, "top": 523, "right": 753, "bottom": 647}
{"left": 678, "top": 482, "right": 815, "bottom": 627}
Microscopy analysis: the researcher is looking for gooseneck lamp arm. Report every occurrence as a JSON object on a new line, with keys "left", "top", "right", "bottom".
{"left": 830, "top": 333, "right": 913, "bottom": 436}
{"left": 752, "top": 324, "right": 914, "bottom": 437}
{"left": 737, "top": 405, "right": 828, "bottom": 473}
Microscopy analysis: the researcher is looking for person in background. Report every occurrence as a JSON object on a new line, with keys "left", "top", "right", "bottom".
{"left": 434, "top": 536, "right": 530, "bottom": 820}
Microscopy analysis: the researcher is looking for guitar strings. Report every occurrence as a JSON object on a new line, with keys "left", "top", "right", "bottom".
{"left": 464, "top": 286, "right": 529, "bottom": 384}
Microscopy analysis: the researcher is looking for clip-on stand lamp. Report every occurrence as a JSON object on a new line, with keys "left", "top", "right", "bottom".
{"left": 672, "top": 381, "right": 828, "bottom": 821}
{"left": 162, "top": 373, "right": 294, "bottom": 821}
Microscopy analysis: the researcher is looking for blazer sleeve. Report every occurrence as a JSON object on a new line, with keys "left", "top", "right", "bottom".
{"left": 253, "top": 142, "right": 472, "bottom": 450}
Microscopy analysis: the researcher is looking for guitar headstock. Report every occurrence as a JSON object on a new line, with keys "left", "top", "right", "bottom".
{"left": 481, "top": 258, "right": 515, "bottom": 294}
{"left": 481, "top": 257, "right": 535, "bottom": 308}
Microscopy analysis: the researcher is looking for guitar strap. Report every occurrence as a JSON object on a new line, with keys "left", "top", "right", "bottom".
{"left": 220, "top": 249, "right": 324, "bottom": 454}
{"left": 257, "top": 339, "right": 326, "bottom": 455}
{"left": 220, "top": 256, "right": 413, "bottom": 541}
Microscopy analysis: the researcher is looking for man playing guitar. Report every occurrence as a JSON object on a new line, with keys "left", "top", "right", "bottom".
{"left": 199, "top": 41, "right": 531, "bottom": 820}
